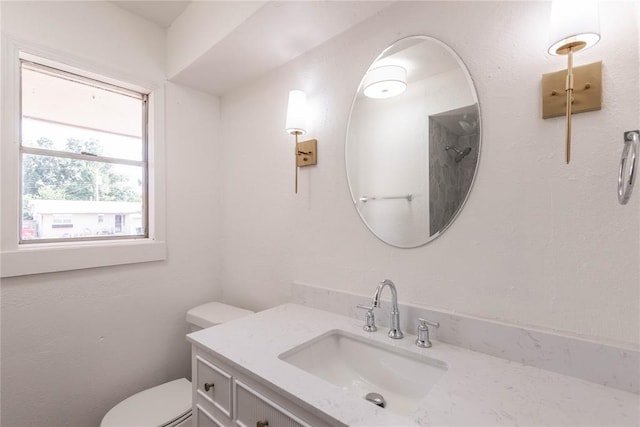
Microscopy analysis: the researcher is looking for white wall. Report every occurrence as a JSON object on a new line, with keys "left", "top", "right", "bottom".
{"left": 0, "top": 2, "right": 223, "bottom": 426}
{"left": 219, "top": 1, "right": 639, "bottom": 347}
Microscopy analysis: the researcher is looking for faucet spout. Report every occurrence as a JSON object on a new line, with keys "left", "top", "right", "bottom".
{"left": 372, "top": 279, "right": 404, "bottom": 339}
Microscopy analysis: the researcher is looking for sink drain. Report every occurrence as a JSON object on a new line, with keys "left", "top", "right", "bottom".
{"left": 364, "top": 392, "right": 386, "bottom": 408}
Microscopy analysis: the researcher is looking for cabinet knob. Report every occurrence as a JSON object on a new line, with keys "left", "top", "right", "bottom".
{"left": 204, "top": 382, "right": 214, "bottom": 392}
{"left": 256, "top": 421, "right": 269, "bottom": 427}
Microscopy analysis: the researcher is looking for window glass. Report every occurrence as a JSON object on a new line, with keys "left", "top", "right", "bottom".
{"left": 20, "top": 60, "right": 147, "bottom": 243}
{"left": 21, "top": 117, "right": 143, "bottom": 162}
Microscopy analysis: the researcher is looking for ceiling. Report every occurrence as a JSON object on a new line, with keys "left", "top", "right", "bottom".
{"left": 171, "top": 1, "right": 393, "bottom": 95}
{"left": 111, "top": 1, "right": 190, "bottom": 28}
{"left": 110, "top": 1, "right": 394, "bottom": 95}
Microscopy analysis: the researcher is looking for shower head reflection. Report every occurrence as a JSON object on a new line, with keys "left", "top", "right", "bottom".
{"left": 445, "top": 146, "right": 472, "bottom": 163}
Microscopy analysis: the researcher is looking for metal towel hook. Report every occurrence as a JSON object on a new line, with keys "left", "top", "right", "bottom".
{"left": 618, "top": 130, "right": 638, "bottom": 205}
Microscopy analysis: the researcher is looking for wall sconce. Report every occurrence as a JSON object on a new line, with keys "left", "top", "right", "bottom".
{"left": 285, "top": 90, "right": 317, "bottom": 194}
{"left": 363, "top": 65, "right": 407, "bottom": 99}
{"left": 543, "top": 0, "right": 602, "bottom": 164}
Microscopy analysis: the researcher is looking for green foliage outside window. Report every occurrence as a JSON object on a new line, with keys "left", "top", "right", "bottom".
{"left": 22, "top": 137, "right": 142, "bottom": 219}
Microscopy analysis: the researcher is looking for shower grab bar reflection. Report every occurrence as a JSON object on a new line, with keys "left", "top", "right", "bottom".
{"left": 618, "top": 130, "right": 638, "bottom": 205}
{"left": 358, "top": 194, "right": 413, "bottom": 203}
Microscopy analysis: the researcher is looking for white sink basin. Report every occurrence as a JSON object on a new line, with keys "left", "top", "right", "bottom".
{"left": 279, "top": 329, "right": 447, "bottom": 416}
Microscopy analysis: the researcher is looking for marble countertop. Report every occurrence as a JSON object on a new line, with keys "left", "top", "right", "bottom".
{"left": 187, "top": 303, "right": 639, "bottom": 426}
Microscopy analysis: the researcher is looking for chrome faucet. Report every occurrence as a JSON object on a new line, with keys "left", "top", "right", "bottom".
{"left": 356, "top": 304, "right": 377, "bottom": 332}
{"left": 372, "top": 279, "right": 404, "bottom": 339}
{"left": 416, "top": 318, "right": 439, "bottom": 348}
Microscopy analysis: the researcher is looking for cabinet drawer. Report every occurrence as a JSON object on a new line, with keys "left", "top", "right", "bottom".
{"left": 235, "top": 380, "right": 311, "bottom": 427}
{"left": 195, "top": 355, "right": 233, "bottom": 418}
{"left": 195, "top": 404, "right": 225, "bottom": 427}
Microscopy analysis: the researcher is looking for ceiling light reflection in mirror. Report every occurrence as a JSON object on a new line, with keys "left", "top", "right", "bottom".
{"left": 363, "top": 65, "right": 407, "bottom": 99}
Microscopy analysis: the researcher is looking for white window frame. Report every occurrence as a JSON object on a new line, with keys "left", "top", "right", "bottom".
{"left": 1, "top": 38, "right": 166, "bottom": 278}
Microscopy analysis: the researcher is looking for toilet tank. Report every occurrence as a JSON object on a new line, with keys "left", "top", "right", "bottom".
{"left": 186, "top": 302, "right": 254, "bottom": 332}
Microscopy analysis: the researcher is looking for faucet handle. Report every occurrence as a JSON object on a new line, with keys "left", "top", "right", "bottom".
{"left": 356, "top": 304, "right": 378, "bottom": 332}
{"left": 418, "top": 318, "right": 440, "bottom": 329}
{"left": 416, "top": 318, "right": 439, "bottom": 348}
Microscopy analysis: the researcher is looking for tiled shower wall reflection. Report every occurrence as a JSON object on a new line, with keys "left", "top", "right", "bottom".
{"left": 429, "top": 115, "right": 479, "bottom": 235}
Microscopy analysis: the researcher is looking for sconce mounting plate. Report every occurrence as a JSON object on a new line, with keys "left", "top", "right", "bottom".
{"left": 296, "top": 139, "right": 317, "bottom": 167}
{"left": 542, "top": 61, "right": 602, "bottom": 119}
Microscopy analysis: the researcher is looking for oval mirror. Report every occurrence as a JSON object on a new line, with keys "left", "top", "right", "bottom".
{"left": 346, "top": 36, "right": 481, "bottom": 248}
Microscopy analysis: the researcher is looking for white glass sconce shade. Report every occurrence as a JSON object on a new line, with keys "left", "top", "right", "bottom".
{"left": 548, "top": 0, "right": 600, "bottom": 55}
{"left": 363, "top": 65, "right": 407, "bottom": 99}
{"left": 285, "top": 90, "right": 307, "bottom": 135}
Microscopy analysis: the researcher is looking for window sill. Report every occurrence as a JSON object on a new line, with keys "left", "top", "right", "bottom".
{"left": 0, "top": 239, "right": 167, "bottom": 277}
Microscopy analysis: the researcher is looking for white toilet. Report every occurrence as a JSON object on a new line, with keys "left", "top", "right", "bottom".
{"left": 100, "top": 302, "right": 253, "bottom": 427}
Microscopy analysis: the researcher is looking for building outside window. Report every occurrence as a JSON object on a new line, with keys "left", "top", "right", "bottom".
{"left": 51, "top": 214, "right": 73, "bottom": 227}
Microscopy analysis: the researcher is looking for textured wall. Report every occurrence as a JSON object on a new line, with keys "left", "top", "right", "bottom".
{"left": 219, "top": 1, "right": 639, "bottom": 347}
{"left": 0, "top": 3, "right": 223, "bottom": 426}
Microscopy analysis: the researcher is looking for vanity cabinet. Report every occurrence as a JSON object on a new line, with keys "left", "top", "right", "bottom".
{"left": 192, "top": 347, "right": 338, "bottom": 427}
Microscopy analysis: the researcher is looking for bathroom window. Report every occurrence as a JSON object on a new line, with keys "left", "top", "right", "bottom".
{"left": 0, "top": 45, "right": 166, "bottom": 278}
{"left": 19, "top": 59, "right": 148, "bottom": 243}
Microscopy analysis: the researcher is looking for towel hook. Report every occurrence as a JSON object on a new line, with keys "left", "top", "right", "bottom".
{"left": 618, "top": 130, "right": 638, "bottom": 205}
